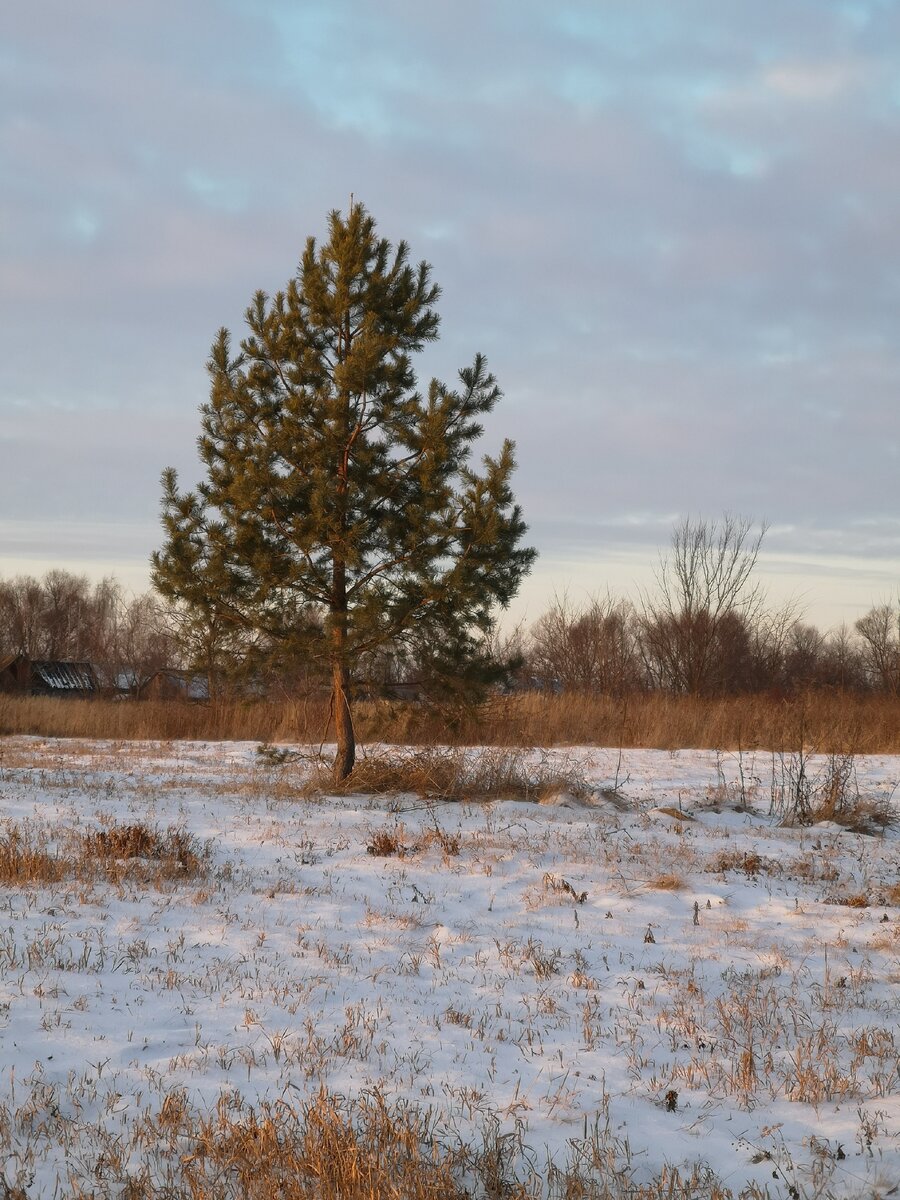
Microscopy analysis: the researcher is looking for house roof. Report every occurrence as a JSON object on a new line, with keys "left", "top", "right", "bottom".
{"left": 31, "top": 661, "right": 95, "bottom": 691}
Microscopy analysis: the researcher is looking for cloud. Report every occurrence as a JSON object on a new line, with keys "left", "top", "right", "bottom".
{"left": 762, "top": 60, "right": 862, "bottom": 101}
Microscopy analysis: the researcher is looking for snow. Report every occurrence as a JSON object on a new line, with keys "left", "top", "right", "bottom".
{"left": 0, "top": 737, "right": 898, "bottom": 1197}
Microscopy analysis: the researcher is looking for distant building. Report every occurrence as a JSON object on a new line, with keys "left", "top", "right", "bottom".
{"left": 92, "top": 664, "right": 143, "bottom": 698}
{"left": 138, "top": 669, "right": 211, "bottom": 702}
{"left": 0, "top": 655, "right": 96, "bottom": 697}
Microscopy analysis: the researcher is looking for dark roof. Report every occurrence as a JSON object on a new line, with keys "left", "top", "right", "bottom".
{"left": 31, "top": 661, "right": 95, "bottom": 692}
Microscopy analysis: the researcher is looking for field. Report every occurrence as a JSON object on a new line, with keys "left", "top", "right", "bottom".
{"left": 0, "top": 737, "right": 898, "bottom": 1198}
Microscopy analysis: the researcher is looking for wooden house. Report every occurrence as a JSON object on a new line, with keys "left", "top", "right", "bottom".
{"left": 0, "top": 655, "right": 96, "bottom": 697}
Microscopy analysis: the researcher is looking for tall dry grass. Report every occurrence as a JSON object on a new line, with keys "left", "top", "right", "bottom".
{"left": 0, "top": 690, "right": 897, "bottom": 753}
{"left": 495, "top": 690, "right": 900, "bottom": 754}
{"left": 0, "top": 819, "right": 210, "bottom": 888}
{"left": 32, "top": 1086, "right": 749, "bottom": 1200}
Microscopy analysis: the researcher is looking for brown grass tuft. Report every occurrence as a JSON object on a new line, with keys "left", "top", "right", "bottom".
{"left": 819, "top": 797, "right": 898, "bottom": 836}
{"left": 366, "top": 828, "right": 411, "bottom": 858}
{"left": 825, "top": 893, "right": 870, "bottom": 908}
{"left": 714, "top": 850, "right": 767, "bottom": 877}
{"left": 83, "top": 823, "right": 207, "bottom": 879}
{"left": 0, "top": 823, "right": 65, "bottom": 885}
{"left": 0, "top": 820, "right": 209, "bottom": 889}
{"left": 650, "top": 873, "right": 686, "bottom": 891}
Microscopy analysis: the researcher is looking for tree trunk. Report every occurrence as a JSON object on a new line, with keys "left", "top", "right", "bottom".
{"left": 332, "top": 302, "right": 355, "bottom": 783}
{"left": 331, "top": 656, "right": 355, "bottom": 783}
{"left": 330, "top": 552, "right": 355, "bottom": 782}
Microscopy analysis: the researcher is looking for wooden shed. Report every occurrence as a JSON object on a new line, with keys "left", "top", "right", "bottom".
{"left": 0, "top": 655, "right": 96, "bottom": 697}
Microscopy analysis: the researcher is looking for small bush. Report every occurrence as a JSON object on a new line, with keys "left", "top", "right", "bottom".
{"left": 772, "top": 750, "right": 897, "bottom": 834}
{"left": 366, "top": 828, "right": 410, "bottom": 858}
{"left": 256, "top": 743, "right": 300, "bottom": 766}
{"left": 83, "top": 823, "right": 207, "bottom": 878}
{"left": 823, "top": 797, "right": 898, "bottom": 836}
{"left": 315, "top": 746, "right": 594, "bottom": 805}
{"left": 0, "top": 821, "right": 209, "bottom": 889}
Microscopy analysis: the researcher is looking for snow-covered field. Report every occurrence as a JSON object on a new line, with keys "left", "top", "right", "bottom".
{"left": 0, "top": 737, "right": 898, "bottom": 1198}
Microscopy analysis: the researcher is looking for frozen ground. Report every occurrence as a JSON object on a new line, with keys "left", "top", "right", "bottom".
{"left": 0, "top": 737, "right": 898, "bottom": 1198}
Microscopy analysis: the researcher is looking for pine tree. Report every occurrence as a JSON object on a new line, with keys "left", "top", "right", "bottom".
{"left": 152, "top": 203, "right": 535, "bottom": 781}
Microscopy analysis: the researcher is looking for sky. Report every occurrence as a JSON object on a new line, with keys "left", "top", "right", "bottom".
{"left": 2, "top": 0, "right": 898, "bottom": 631}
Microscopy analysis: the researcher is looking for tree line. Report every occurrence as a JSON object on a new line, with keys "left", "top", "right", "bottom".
{"left": 1, "top": 535, "right": 897, "bottom": 699}
{"left": 0, "top": 572, "right": 173, "bottom": 678}
{"left": 526, "top": 517, "right": 899, "bottom": 698}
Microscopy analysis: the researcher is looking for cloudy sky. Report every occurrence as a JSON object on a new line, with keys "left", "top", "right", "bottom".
{"left": 2, "top": 0, "right": 898, "bottom": 629}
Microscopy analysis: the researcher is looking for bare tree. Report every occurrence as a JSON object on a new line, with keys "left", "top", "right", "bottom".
{"left": 640, "top": 515, "right": 767, "bottom": 695}
{"left": 0, "top": 576, "right": 47, "bottom": 656}
{"left": 0, "top": 571, "right": 176, "bottom": 685}
{"left": 822, "top": 623, "right": 868, "bottom": 691}
{"left": 115, "top": 593, "right": 176, "bottom": 686}
{"left": 738, "top": 599, "right": 802, "bottom": 692}
{"left": 529, "top": 593, "right": 641, "bottom": 695}
{"left": 856, "top": 602, "right": 900, "bottom": 695}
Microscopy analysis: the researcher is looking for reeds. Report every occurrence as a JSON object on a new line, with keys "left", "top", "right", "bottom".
{"left": 0, "top": 689, "right": 896, "bottom": 753}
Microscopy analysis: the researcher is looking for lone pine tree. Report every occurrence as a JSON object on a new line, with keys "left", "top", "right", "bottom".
{"left": 152, "top": 203, "right": 535, "bottom": 781}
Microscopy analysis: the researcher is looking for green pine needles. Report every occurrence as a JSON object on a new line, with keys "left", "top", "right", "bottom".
{"left": 152, "top": 203, "right": 535, "bottom": 781}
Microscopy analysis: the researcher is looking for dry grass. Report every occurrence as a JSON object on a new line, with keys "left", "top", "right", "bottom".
{"left": 365, "top": 826, "right": 412, "bottom": 858}
{"left": 366, "top": 822, "right": 462, "bottom": 860}
{"left": 649, "top": 873, "right": 686, "bottom": 891}
{"left": 653, "top": 805, "right": 693, "bottom": 822}
{"left": 0, "top": 820, "right": 209, "bottom": 888}
{"left": 83, "top": 823, "right": 207, "bottom": 879}
{"left": 713, "top": 850, "right": 767, "bottom": 876}
{"left": 173, "top": 1090, "right": 469, "bottom": 1200}
{"left": 0, "top": 694, "right": 333, "bottom": 743}
{"left": 313, "top": 745, "right": 594, "bottom": 804}
{"left": 771, "top": 748, "right": 899, "bottom": 834}
{"left": 0, "top": 747, "right": 895, "bottom": 1199}
{"left": 823, "top": 796, "right": 898, "bottom": 835}
{"left": 0, "top": 1087, "right": 753, "bottom": 1200}
{"left": 0, "top": 823, "right": 65, "bottom": 885}
{"left": 1, "top": 689, "right": 898, "bottom": 752}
